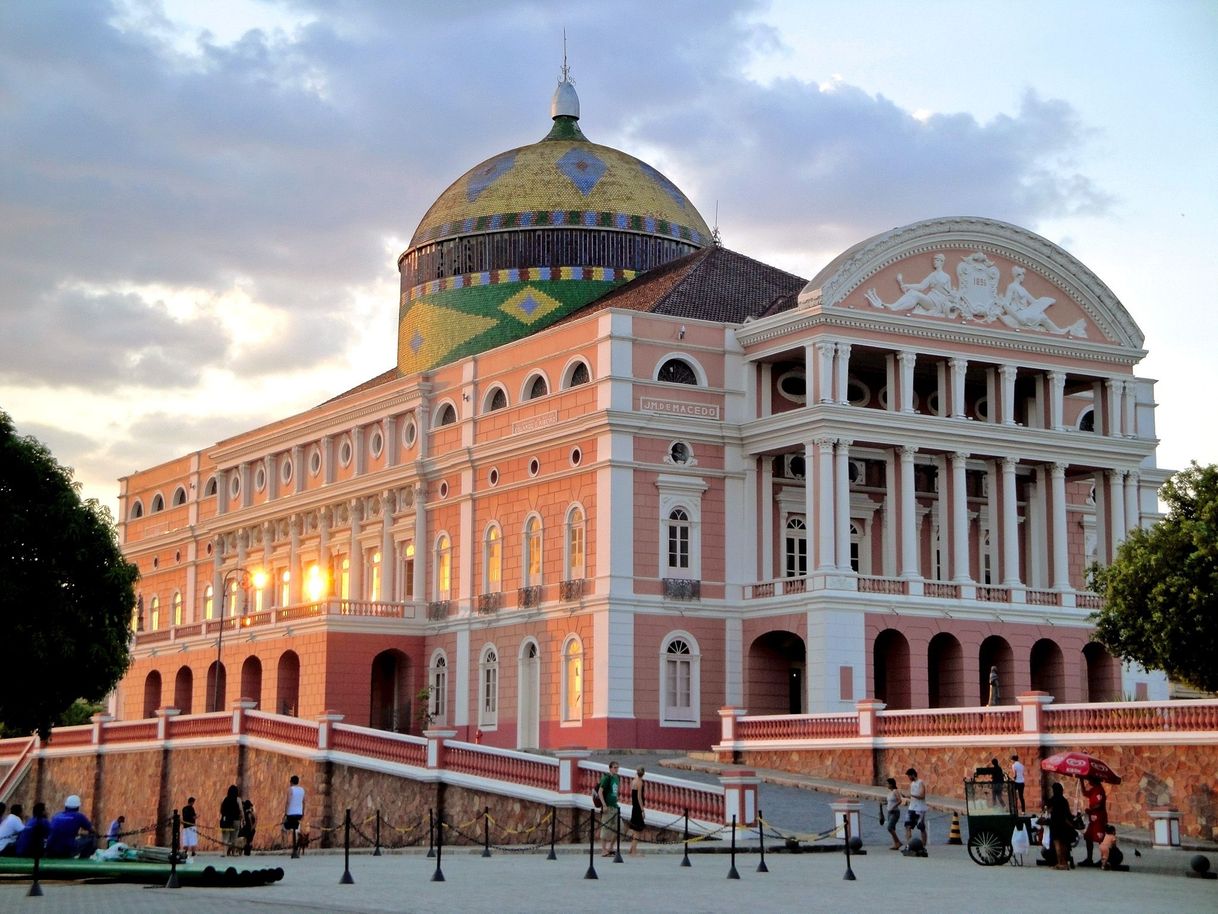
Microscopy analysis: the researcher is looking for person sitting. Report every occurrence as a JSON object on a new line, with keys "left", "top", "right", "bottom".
{"left": 45, "top": 795, "right": 96, "bottom": 859}
{"left": 1100, "top": 824, "right": 1125, "bottom": 870}
{"left": 14, "top": 803, "right": 51, "bottom": 857}
{"left": 0, "top": 803, "right": 24, "bottom": 856}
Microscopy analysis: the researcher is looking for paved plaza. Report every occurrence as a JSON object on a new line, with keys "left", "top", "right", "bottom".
{"left": 2, "top": 843, "right": 1215, "bottom": 914}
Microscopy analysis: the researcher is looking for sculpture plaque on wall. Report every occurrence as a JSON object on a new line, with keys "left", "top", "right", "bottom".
{"left": 863, "top": 251, "right": 1087, "bottom": 337}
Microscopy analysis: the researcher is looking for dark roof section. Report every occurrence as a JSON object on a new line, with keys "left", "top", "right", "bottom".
{"left": 317, "top": 367, "right": 399, "bottom": 407}
{"left": 565, "top": 245, "right": 806, "bottom": 324}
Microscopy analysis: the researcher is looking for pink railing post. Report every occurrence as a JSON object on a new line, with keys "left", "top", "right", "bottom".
{"left": 317, "top": 711, "right": 344, "bottom": 750}
{"left": 1017, "top": 691, "right": 1053, "bottom": 735}
{"left": 719, "top": 707, "right": 746, "bottom": 743}
{"left": 855, "top": 698, "right": 885, "bottom": 737}
{"left": 423, "top": 729, "right": 457, "bottom": 770}
{"left": 554, "top": 749, "right": 590, "bottom": 794}
{"left": 91, "top": 712, "right": 113, "bottom": 746}
{"left": 155, "top": 707, "right": 180, "bottom": 741}
{"left": 232, "top": 699, "right": 257, "bottom": 735}
{"left": 718, "top": 770, "right": 759, "bottom": 827}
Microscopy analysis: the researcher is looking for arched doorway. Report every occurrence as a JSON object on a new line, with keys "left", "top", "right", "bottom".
{"left": 1083, "top": 642, "right": 1119, "bottom": 702}
{"left": 1030, "top": 638, "right": 1066, "bottom": 700}
{"left": 873, "top": 629, "right": 911, "bottom": 709}
{"left": 206, "top": 661, "right": 227, "bottom": 712}
{"left": 142, "top": 670, "right": 162, "bottom": 718}
{"left": 517, "top": 640, "right": 540, "bottom": 749}
{"left": 240, "top": 656, "right": 263, "bottom": 708}
{"left": 927, "top": 632, "right": 964, "bottom": 708}
{"left": 747, "top": 631, "right": 806, "bottom": 714}
{"left": 276, "top": 651, "right": 300, "bottom": 716}
{"left": 979, "top": 636, "right": 1014, "bottom": 705}
{"left": 370, "top": 649, "right": 411, "bottom": 731}
{"left": 173, "top": 666, "right": 193, "bottom": 715}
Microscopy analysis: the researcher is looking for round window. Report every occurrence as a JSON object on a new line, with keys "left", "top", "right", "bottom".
{"left": 254, "top": 465, "right": 266, "bottom": 492}
{"left": 404, "top": 419, "right": 418, "bottom": 448}
{"left": 339, "top": 438, "right": 353, "bottom": 467}
{"left": 570, "top": 447, "right": 582, "bottom": 467}
{"left": 229, "top": 474, "right": 241, "bottom": 498}
{"left": 439, "top": 480, "right": 450, "bottom": 499}
{"left": 489, "top": 467, "right": 500, "bottom": 487}
{"left": 281, "top": 456, "right": 293, "bottom": 484}
{"left": 370, "top": 429, "right": 384, "bottom": 458}
{"left": 974, "top": 397, "right": 989, "bottom": 420}
{"left": 309, "top": 447, "right": 322, "bottom": 477}
{"left": 776, "top": 370, "right": 807, "bottom": 403}
{"left": 846, "top": 379, "right": 870, "bottom": 406}
{"left": 528, "top": 458, "right": 540, "bottom": 477}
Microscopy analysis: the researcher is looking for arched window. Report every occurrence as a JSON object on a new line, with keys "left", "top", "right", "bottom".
{"left": 523, "top": 516, "right": 542, "bottom": 587}
{"left": 564, "top": 360, "right": 591, "bottom": 388}
{"left": 784, "top": 516, "right": 807, "bottom": 577}
{"left": 129, "top": 500, "right": 144, "bottom": 520}
{"left": 661, "top": 634, "right": 700, "bottom": 725}
{"left": 435, "top": 403, "right": 457, "bottom": 427}
{"left": 151, "top": 493, "right": 165, "bottom": 513}
{"left": 368, "top": 550, "right": 381, "bottom": 601}
{"left": 525, "top": 374, "right": 549, "bottom": 400}
{"left": 172, "top": 591, "right": 183, "bottom": 626}
{"left": 486, "top": 387, "right": 508, "bottom": 412}
{"left": 149, "top": 595, "right": 160, "bottom": 630}
{"left": 1079, "top": 408, "right": 1095, "bottom": 432}
{"left": 849, "top": 521, "right": 862, "bottom": 572}
{"left": 565, "top": 506, "right": 586, "bottom": 581}
{"left": 172, "top": 486, "right": 187, "bottom": 507}
{"left": 428, "top": 652, "right": 448, "bottom": 725}
{"left": 203, "top": 476, "right": 217, "bottom": 497}
{"left": 203, "top": 584, "right": 214, "bottom": 621}
{"left": 666, "top": 508, "right": 691, "bottom": 572}
{"left": 435, "top": 533, "right": 452, "bottom": 600}
{"left": 484, "top": 524, "right": 502, "bottom": 593}
{"left": 657, "top": 358, "right": 697, "bottom": 385}
{"left": 479, "top": 645, "right": 499, "bottom": 728}
{"left": 562, "top": 636, "right": 583, "bottom": 723}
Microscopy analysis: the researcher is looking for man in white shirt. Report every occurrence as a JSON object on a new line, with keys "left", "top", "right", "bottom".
{"left": 1010, "top": 754, "right": 1026, "bottom": 813}
{"left": 904, "top": 767, "right": 928, "bottom": 849}
{"left": 0, "top": 803, "right": 24, "bottom": 856}
{"left": 284, "top": 774, "right": 306, "bottom": 856}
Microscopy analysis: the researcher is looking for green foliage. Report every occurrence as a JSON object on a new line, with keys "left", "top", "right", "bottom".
{"left": 1089, "top": 462, "right": 1218, "bottom": 693}
{"left": 0, "top": 410, "right": 138, "bottom": 739}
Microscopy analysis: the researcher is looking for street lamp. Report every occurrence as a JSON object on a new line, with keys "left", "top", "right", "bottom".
{"left": 213, "top": 567, "right": 266, "bottom": 712}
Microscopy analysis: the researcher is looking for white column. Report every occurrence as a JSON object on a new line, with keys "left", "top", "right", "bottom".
{"left": 381, "top": 492, "right": 395, "bottom": 601}
{"left": 985, "top": 460, "right": 999, "bottom": 584}
{"left": 318, "top": 506, "right": 332, "bottom": 596}
{"left": 883, "top": 450, "right": 897, "bottom": 576}
{"left": 815, "top": 342, "right": 836, "bottom": 403}
{"left": 1122, "top": 380, "right": 1137, "bottom": 437}
{"left": 899, "top": 446, "right": 919, "bottom": 578}
{"left": 1108, "top": 470, "right": 1127, "bottom": 553}
{"left": 1125, "top": 472, "right": 1140, "bottom": 533}
{"left": 816, "top": 437, "right": 836, "bottom": 570}
{"left": 348, "top": 499, "right": 363, "bottom": 600}
{"left": 1051, "top": 462, "right": 1070, "bottom": 590}
{"left": 288, "top": 515, "right": 302, "bottom": 605}
{"left": 216, "top": 468, "right": 229, "bottom": 515}
{"left": 235, "top": 531, "right": 248, "bottom": 614}
{"left": 211, "top": 538, "right": 223, "bottom": 619}
{"left": 1001, "top": 458, "right": 1021, "bottom": 585}
{"left": 1105, "top": 379, "right": 1123, "bottom": 437}
{"left": 951, "top": 452, "right": 971, "bottom": 582}
{"left": 413, "top": 485, "right": 427, "bottom": 601}
{"left": 834, "top": 343, "right": 852, "bottom": 405}
{"left": 835, "top": 440, "right": 851, "bottom": 571}
{"left": 898, "top": 351, "right": 917, "bottom": 413}
{"left": 760, "top": 458, "right": 774, "bottom": 579}
{"left": 1048, "top": 371, "right": 1066, "bottom": 431}
{"left": 802, "top": 444, "right": 815, "bottom": 575}
{"left": 1000, "top": 365, "right": 1017, "bottom": 425}
{"left": 291, "top": 445, "right": 305, "bottom": 495}
{"left": 950, "top": 358, "right": 968, "bottom": 419}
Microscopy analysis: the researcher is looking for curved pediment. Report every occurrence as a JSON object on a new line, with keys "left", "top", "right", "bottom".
{"left": 796, "top": 217, "right": 1144, "bottom": 349}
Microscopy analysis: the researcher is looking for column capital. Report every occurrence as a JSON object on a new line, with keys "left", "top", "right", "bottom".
{"left": 1051, "top": 462, "right": 1067, "bottom": 476}
{"left": 1001, "top": 457, "right": 1018, "bottom": 472}
{"left": 1106, "top": 468, "right": 1124, "bottom": 482}
{"left": 814, "top": 340, "right": 836, "bottom": 355}
{"left": 998, "top": 363, "right": 1018, "bottom": 379}
{"left": 899, "top": 445, "right": 917, "bottom": 461}
{"left": 813, "top": 436, "right": 835, "bottom": 449}
{"left": 835, "top": 341, "right": 852, "bottom": 356}
{"left": 897, "top": 350, "right": 917, "bottom": 366}
{"left": 835, "top": 438, "right": 853, "bottom": 449}
{"left": 952, "top": 451, "right": 970, "bottom": 463}
{"left": 950, "top": 357, "right": 968, "bottom": 371}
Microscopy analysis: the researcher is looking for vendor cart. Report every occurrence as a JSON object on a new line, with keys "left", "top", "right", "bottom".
{"left": 963, "top": 776, "right": 1034, "bottom": 865}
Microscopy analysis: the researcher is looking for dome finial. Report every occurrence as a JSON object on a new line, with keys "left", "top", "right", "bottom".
{"left": 551, "top": 29, "right": 580, "bottom": 120}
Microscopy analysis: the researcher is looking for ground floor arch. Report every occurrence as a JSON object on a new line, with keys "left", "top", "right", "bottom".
{"left": 277, "top": 651, "right": 300, "bottom": 716}
{"left": 206, "top": 661, "right": 227, "bottom": 712}
{"left": 142, "top": 670, "right": 162, "bottom": 718}
{"left": 927, "top": 632, "right": 964, "bottom": 707}
{"left": 747, "top": 630, "right": 806, "bottom": 714}
{"left": 979, "top": 635, "right": 1014, "bottom": 705}
{"left": 241, "top": 655, "right": 263, "bottom": 708}
{"left": 1030, "top": 638, "right": 1066, "bottom": 700}
{"left": 1083, "top": 642, "right": 1120, "bottom": 701}
{"left": 370, "top": 649, "right": 412, "bottom": 731}
{"left": 873, "top": 629, "right": 911, "bottom": 709}
{"left": 173, "top": 666, "right": 193, "bottom": 715}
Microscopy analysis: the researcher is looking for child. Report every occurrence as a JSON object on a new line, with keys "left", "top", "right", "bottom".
{"left": 1100, "top": 824, "right": 1123, "bottom": 870}
{"left": 240, "top": 799, "right": 257, "bottom": 857}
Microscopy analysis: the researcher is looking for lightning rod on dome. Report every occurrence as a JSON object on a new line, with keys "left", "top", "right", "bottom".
{"left": 711, "top": 201, "right": 722, "bottom": 246}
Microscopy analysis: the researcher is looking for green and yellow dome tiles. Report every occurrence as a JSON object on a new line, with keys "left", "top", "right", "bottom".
{"left": 396, "top": 72, "right": 711, "bottom": 376}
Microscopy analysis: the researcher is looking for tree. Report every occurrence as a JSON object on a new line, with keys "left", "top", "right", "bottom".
{"left": 1089, "top": 462, "right": 1218, "bottom": 694}
{"left": 0, "top": 410, "right": 138, "bottom": 738}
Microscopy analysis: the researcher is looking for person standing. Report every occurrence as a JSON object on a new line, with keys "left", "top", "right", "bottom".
{"left": 627, "top": 766, "right": 646, "bottom": 857}
{"left": 0, "top": 803, "right": 24, "bottom": 856}
{"left": 181, "top": 797, "right": 198, "bottom": 857}
{"left": 904, "top": 768, "right": 928, "bottom": 849}
{"left": 240, "top": 799, "right": 257, "bottom": 856}
{"left": 1080, "top": 776, "right": 1108, "bottom": 866}
{"left": 988, "top": 665, "right": 1001, "bottom": 706}
{"left": 596, "top": 761, "right": 621, "bottom": 857}
{"left": 988, "top": 757, "right": 1006, "bottom": 807}
{"left": 884, "top": 777, "right": 902, "bottom": 849}
{"left": 284, "top": 774, "right": 306, "bottom": 855}
{"left": 1010, "top": 754, "right": 1026, "bottom": 813}
{"left": 1046, "top": 782, "right": 1076, "bottom": 870}
{"left": 220, "top": 785, "right": 242, "bottom": 857}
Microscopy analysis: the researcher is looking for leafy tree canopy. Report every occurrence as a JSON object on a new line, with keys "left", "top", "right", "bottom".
{"left": 1090, "top": 462, "right": 1218, "bottom": 694}
{"left": 0, "top": 410, "right": 138, "bottom": 738}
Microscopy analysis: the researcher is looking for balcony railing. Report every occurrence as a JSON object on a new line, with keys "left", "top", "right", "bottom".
{"left": 517, "top": 585, "right": 542, "bottom": 608}
{"left": 426, "top": 600, "right": 451, "bottom": 621}
{"left": 559, "top": 578, "right": 585, "bottom": 601}
{"left": 663, "top": 578, "right": 701, "bottom": 601}
{"left": 476, "top": 592, "right": 501, "bottom": 615}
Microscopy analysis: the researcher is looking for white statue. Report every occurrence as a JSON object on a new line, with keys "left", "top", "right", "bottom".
{"left": 996, "top": 266, "right": 1087, "bottom": 337}
{"left": 865, "top": 254, "right": 963, "bottom": 317}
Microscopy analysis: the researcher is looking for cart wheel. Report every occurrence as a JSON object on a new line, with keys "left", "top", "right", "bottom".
{"left": 967, "top": 830, "right": 1012, "bottom": 866}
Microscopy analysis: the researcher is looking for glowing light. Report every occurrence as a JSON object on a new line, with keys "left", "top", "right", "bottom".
{"left": 306, "top": 564, "right": 328, "bottom": 602}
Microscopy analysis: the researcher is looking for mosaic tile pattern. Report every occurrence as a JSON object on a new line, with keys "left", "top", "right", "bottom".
{"left": 410, "top": 210, "right": 705, "bottom": 246}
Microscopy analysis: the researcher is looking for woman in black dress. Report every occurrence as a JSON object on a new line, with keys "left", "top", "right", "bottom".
{"left": 627, "top": 766, "right": 646, "bottom": 856}
{"left": 220, "top": 785, "right": 242, "bottom": 857}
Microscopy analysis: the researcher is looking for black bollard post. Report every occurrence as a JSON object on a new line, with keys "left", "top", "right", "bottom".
{"left": 373, "top": 809, "right": 382, "bottom": 857}
{"left": 431, "top": 813, "right": 445, "bottom": 882}
{"left": 680, "top": 808, "right": 691, "bottom": 867}
{"left": 727, "top": 814, "right": 740, "bottom": 879}
{"left": 756, "top": 809, "right": 768, "bottom": 874}
{"left": 28, "top": 818, "right": 45, "bottom": 897}
{"left": 166, "top": 809, "right": 182, "bottom": 889}
{"left": 584, "top": 809, "right": 598, "bottom": 880}
{"left": 340, "top": 808, "right": 355, "bottom": 884}
{"left": 546, "top": 806, "right": 557, "bottom": 861}
{"left": 427, "top": 809, "right": 435, "bottom": 858}
{"left": 613, "top": 806, "right": 623, "bottom": 863}
{"left": 482, "top": 805, "right": 492, "bottom": 858}
{"left": 843, "top": 813, "right": 856, "bottom": 881}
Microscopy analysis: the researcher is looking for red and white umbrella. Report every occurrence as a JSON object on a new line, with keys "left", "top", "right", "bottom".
{"left": 1040, "top": 751, "right": 1121, "bottom": 784}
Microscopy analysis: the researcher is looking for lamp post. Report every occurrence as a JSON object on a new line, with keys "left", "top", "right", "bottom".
{"left": 213, "top": 567, "right": 265, "bottom": 712}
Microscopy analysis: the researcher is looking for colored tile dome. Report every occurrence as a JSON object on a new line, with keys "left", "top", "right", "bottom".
{"left": 397, "top": 74, "right": 710, "bottom": 376}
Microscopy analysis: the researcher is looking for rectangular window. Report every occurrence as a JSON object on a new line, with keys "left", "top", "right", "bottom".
{"left": 667, "top": 524, "right": 689, "bottom": 570}
{"left": 568, "top": 523, "right": 585, "bottom": 579}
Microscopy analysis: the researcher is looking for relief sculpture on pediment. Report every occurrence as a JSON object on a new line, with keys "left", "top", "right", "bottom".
{"left": 863, "top": 252, "right": 1087, "bottom": 338}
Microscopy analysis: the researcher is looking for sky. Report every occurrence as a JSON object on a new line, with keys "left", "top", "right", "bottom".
{"left": 2, "top": 0, "right": 1216, "bottom": 514}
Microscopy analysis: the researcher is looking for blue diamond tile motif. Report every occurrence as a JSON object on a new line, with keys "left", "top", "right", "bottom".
{"left": 518, "top": 293, "right": 540, "bottom": 317}
{"left": 557, "top": 148, "right": 606, "bottom": 196}
{"left": 466, "top": 152, "right": 516, "bottom": 202}
{"left": 410, "top": 330, "right": 425, "bottom": 354}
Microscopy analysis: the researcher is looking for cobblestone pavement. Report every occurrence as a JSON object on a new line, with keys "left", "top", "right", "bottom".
{"left": 2, "top": 844, "right": 1215, "bottom": 914}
